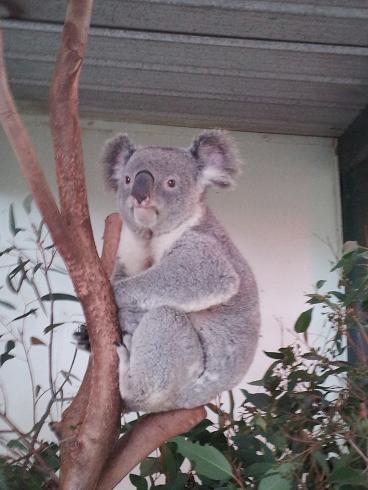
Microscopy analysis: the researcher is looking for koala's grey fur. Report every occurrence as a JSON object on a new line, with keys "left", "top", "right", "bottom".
{"left": 101, "top": 130, "right": 260, "bottom": 413}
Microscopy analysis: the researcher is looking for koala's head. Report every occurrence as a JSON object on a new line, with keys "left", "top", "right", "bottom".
{"left": 101, "top": 130, "right": 241, "bottom": 235}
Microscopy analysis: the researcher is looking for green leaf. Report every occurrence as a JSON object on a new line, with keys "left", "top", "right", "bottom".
{"left": 140, "top": 457, "right": 161, "bottom": 477}
{"left": 9, "top": 204, "right": 16, "bottom": 235}
{"left": 294, "top": 308, "right": 313, "bottom": 333}
{"left": 43, "top": 322, "right": 64, "bottom": 334}
{"left": 40, "top": 293, "right": 79, "bottom": 302}
{"left": 0, "top": 300, "right": 16, "bottom": 310}
{"left": 244, "top": 462, "right": 274, "bottom": 479}
{"left": 0, "top": 341, "right": 16, "bottom": 366}
{"left": 167, "top": 473, "right": 189, "bottom": 490}
{"left": 33, "top": 263, "right": 42, "bottom": 274}
{"left": 5, "top": 340, "right": 15, "bottom": 353}
{"left": 316, "top": 280, "right": 326, "bottom": 289}
{"left": 8, "top": 260, "right": 29, "bottom": 279}
{"left": 8, "top": 204, "right": 24, "bottom": 236}
{"left": 0, "top": 246, "right": 14, "bottom": 257}
{"left": 0, "top": 353, "right": 14, "bottom": 366}
{"left": 185, "top": 418, "right": 213, "bottom": 441}
{"left": 7, "top": 439, "right": 28, "bottom": 452}
{"left": 259, "top": 474, "right": 292, "bottom": 490}
{"left": 248, "top": 379, "right": 265, "bottom": 386}
{"left": 312, "top": 450, "right": 330, "bottom": 475}
{"left": 302, "top": 351, "right": 324, "bottom": 361}
{"left": 161, "top": 443, "right": 181, "bottom": 481}
{"left": 241, "top": 389, "right": 271, "bottom": 409}
{"left": 330, "top": 467, "right": 368, "bottom": 485}
{"left": 12, "top": 308, "right": 38, "bottom": 321}
{"left": 330, "top": 291, "right": 346, "bottom": 302}
{"left": 172, "top": 436, "right": 233, "bottom": 481}
{"left": 22, "top": 194, "right": 33, "bottom": 214}
{"left": 41, "top": 442, "right": 60, "bottom": 471}
{"left": 331, "top": 250, "right": 363, "bottom": 274}
{"left": 129, "top": 474, "right": 148, "bottom": 490}
{"left": 264, "top": 351, "right": 284, "bottom": 360}
{"left": 36, "top": 219, "right": 44, "bottom": 241}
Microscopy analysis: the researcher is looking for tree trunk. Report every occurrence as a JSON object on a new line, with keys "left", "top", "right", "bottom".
{"left": 0, "top": 1, "right": 205, "bottom": 488}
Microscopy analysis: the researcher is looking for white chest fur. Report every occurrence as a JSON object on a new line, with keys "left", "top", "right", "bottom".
{"left": 117, "top": 226, "right": 151, "bottom": 276}
{"left": 117, "top": 207, "right": 203, "bottom": 276}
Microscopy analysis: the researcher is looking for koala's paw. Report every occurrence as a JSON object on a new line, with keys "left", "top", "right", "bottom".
{"left": 73, "top": 324, "right": 90, "bottom": 351}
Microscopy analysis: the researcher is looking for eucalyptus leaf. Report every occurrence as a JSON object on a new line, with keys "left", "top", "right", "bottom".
{"left": 0, "top": 352, "right": 14, "bottom": 366}
{"left": 5, "top": 340, "right": 15, "bottom": 353}
{"left": 9, "top": 204, "right": 16, "bottom": 236}
{"left": 294, "top": 308, "right": 313, "bottom": 333}
{"left": 0, "top": 247, "right": 14, "bottom": 257}
{"left": 264, "top": 351, "right": 284, "bottom": 360}
{"left": 22, "top": 194, "right": 33, "bottom": 214}
{"left": 259, "top": 474, "right": 292, "bottom": 490}
{"left": 140, "top": 457, "right": 161, "bottom": 477}
{"left": 8, "top": 205, "right": 25, "bottom": 236}
{"left": 316, "top": 280, "right": 326, "bottom": 289}
{"left": 12, "top": 308, "right": 38, "bottom": 321}
{"left": 129, "top": 474, "right": 148, "bottom": 490}
{"left": 172, "top": 436, "right": 233, "bottom": 481}
{"left": 241, "top": 389, "right": 271, "bottom": 409}
{"left": 330, "top": 467, "right": 368, "bottom": 485}
{"left": 44, "top": 322, "right": 64, "bottom": 334}
{"left": 40, "top": 293, "right": 79, "bottom": 302}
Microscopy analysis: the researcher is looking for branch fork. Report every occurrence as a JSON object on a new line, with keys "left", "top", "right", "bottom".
{"left": 0, "top": 2, "right": 205, "bottom": 488}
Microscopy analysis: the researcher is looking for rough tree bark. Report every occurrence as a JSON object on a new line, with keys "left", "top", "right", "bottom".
{"left": 0, "top": 1, "right": 205, "bottom": 488}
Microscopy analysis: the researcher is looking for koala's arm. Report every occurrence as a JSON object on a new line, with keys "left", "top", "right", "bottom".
{"left": 114, "top": 232, "right": 240, "bottom": 313}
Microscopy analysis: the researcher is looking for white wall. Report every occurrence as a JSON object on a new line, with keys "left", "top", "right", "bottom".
{"left": 0, "top": 114, "right": 342, "bottom": 486}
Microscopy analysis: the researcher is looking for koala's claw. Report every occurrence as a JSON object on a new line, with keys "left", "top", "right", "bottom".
{"left": 73, "top": 324, "right": 90, "bottom": 351}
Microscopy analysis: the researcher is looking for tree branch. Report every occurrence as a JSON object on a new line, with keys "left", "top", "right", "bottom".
{"left": 54, "top": 213, "right": 122, "bottom": 446}
{"left": 0, "top": 10, "right": 122, "bottom": 488}
{"left": 1, "top": 4, "right": 206, "bottom": 488}
{"left": 98, "top": 406, "right": 206, "bottom": 490}
{"left": 0, "top": 31, "right": 73, "bottom": 266}
{"left": 49, "top": 0, "right": 95, "bottom": 253}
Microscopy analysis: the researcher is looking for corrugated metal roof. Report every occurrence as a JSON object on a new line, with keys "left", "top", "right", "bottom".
{"left": 2, "top": 0, "right": 368, "bottom": 136}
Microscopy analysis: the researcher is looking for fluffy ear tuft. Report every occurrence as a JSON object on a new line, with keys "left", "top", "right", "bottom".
{"left": 190, "top": 130, "right": 242, "bottom": 189}
{"left": 100, "top": 134, "right": 135, "bottom": 191}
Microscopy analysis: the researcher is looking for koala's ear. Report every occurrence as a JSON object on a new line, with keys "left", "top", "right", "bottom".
{"left": 190, "top": 130, "right": 242, "bottom": 189}
{"left": 101, "top": 134, "right": 135, "bottom": 191}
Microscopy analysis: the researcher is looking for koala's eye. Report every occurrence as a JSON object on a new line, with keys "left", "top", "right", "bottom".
{"left": 125, "top": 176, "right": 131, "bottom": 184}
{"left": 167, "top": 179, "right": 176, "bottom": 188}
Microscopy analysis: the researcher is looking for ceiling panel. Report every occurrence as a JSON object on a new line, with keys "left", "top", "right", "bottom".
{"left": 1, "top": 1, "right": 368, "bottom": 137}
{"left": 4, "top": 0, "right": 368, "bottom": 46}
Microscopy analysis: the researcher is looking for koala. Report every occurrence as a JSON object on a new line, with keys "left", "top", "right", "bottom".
{"left": 101, "top": 130, "right": 260, "bottom": 413}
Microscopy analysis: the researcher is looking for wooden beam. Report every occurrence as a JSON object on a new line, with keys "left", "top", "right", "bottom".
{"left": 338, "top": 104, "right": 368, "bottom": 174}
{"left": 338, "top": 106, "right": 368, "bottom": 364}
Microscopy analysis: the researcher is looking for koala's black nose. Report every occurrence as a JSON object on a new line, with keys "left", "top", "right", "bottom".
{"left": 131, "top": 170, "right": 154, "bottom": 204}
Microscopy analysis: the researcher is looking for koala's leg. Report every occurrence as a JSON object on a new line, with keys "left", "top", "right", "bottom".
{"left": 118, "top": 306, "right": 204, "bottom": 413}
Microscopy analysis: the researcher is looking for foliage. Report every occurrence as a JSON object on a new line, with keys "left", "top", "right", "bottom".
{"left": 128, "top": 246, "right": 368, "bottom": 489}
{"left": 0, "top": 200, "right": 81, "bottom": 489}
{"left": 0, "top": 203, "right": 367, "bottom": 489}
